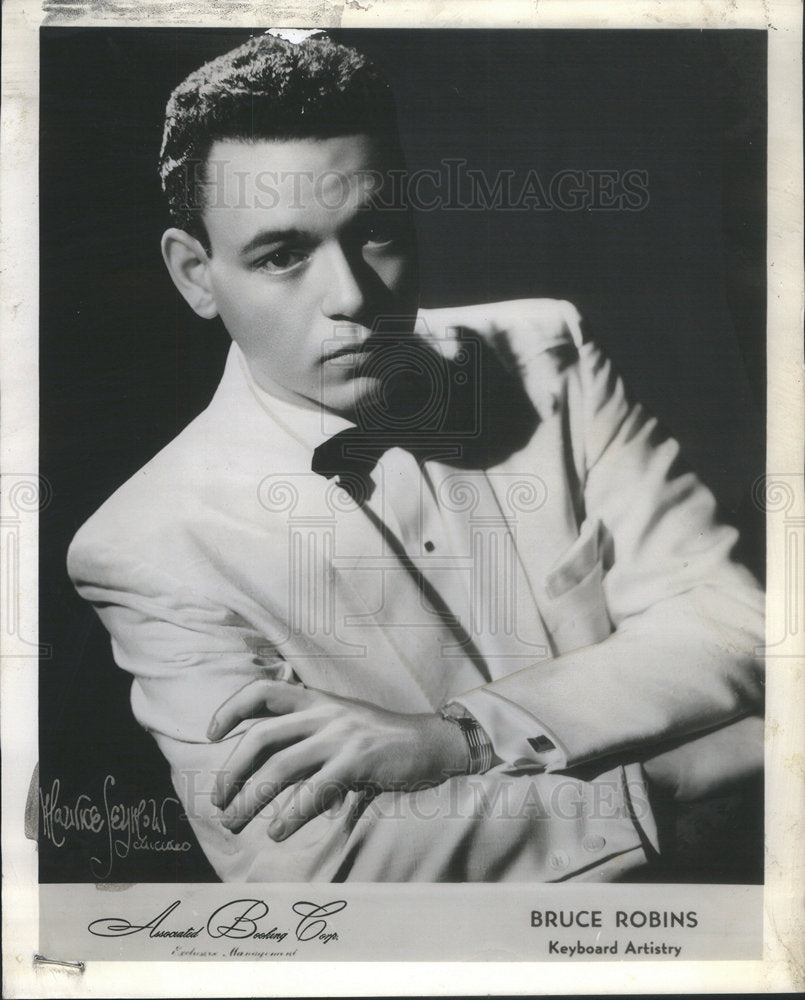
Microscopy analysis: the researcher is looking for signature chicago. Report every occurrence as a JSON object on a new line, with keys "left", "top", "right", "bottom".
{"left": 39, "top": 774, "right": 192, "bottom": 879}
{"left": 88, "top": 898, "right": 346, "bottom": 945}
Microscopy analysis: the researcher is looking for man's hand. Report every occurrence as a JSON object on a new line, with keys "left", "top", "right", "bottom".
{"left": 207, "top": 679, "right": 470, "bottom": 840}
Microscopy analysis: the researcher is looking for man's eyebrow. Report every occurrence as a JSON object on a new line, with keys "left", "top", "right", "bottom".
{"left": 238, "top": 228, "right": 313, "bottom": 256}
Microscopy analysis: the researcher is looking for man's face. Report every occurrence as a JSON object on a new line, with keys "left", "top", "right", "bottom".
{"left": 200, "top": 134, "right": 419, "bottom": 417}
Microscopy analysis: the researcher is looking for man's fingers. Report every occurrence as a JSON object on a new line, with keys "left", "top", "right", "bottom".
{"left": 212, "top": 715, "right": 313, "bottom": 809}
{"left": 267, "top": 765, "right": 349, "bottom": 842}
{"left": 207, "top": 678, "right": 310, "bottom": 740}
{"left": 218, "top": 737, "right": 324, "bottom": 833}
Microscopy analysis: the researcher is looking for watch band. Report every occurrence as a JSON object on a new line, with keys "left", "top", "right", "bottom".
{"left": 439, "top": 706, "right": 494, "bottom": 774}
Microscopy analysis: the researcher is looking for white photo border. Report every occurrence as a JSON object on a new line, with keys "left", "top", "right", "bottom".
{"left": 2, "top": 0, "right": 803, "bottom": 996}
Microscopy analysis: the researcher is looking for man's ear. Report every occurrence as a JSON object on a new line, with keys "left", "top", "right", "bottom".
{"left": 160, "top": 228, "right": 219, "bottom": 320}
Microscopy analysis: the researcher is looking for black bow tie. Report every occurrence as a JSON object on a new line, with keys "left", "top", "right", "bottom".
{"left": 312, "top": 424, "right": 472, "bottom": 504}
{"left": 312, "top": 428, "right": 425, "bottom": 504}
{"left": 310, "top": 334, "right": 542, "bottom": 503}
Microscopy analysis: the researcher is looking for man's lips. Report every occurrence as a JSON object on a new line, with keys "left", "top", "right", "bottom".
{"left": 322, "top": 344, "right": 385, "bottom": 371}
{"left": 322, "top": 332, "right": 414, "bottom": 366}
{"left": 322, "top": 345, "right": 367, "bottom": 362}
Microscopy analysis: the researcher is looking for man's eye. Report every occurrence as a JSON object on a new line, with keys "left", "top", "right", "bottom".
{"left": 258, "top": 249, "right": 308, "bottom": 273}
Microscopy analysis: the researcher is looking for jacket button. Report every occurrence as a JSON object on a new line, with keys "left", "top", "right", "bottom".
{"left": 582, "top": 834, "right": 606, "bottom": 852}
{"left": 548, "top": 849, "right": 569, "bottom": 870}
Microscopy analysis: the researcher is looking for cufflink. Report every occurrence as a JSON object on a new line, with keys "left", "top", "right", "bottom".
{"left": 527, "top": 734, "right": 557, "bottom": 754}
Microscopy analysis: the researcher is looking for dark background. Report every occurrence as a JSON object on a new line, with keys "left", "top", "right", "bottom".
{"left": 39, "top": 28, "right": 766, "bottom": 882}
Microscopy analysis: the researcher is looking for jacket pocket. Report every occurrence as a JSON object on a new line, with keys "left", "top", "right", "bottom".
{"left": 542, "top": 519, "right": 614, "bottom": 654}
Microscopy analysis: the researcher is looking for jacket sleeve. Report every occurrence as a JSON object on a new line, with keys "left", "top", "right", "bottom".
{"left": 454, "top": 305, "right": 765, "bottom": 774}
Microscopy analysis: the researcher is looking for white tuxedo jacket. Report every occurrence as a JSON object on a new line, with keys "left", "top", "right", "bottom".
{"left": 67, "top": 299, "right": 764, "bottom": 882}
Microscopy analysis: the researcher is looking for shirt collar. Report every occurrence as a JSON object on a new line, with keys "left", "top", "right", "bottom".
{"left": 231, "top": 342, "right": 356, "bottom": 454}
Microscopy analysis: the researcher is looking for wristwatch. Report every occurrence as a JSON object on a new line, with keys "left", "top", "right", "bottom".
{"left": 439, "top": 703, "right": 494, "bottom": 775}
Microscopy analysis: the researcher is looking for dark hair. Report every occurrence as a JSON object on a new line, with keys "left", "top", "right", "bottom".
{"left": 159, "top": 32, "right": 401, "bottom": 245}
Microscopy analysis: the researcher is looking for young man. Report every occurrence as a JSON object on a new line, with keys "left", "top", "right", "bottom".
{"left": 67, "top": 31, "right": 764, "bottom": 882}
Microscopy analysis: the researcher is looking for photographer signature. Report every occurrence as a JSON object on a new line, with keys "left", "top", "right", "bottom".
{"left": 39, "top": 774, "right": 192, "bottom": 879}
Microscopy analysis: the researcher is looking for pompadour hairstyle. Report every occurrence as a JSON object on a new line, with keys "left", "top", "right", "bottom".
{"left": 159, "top": 32, "right": 401, "bottom": 245}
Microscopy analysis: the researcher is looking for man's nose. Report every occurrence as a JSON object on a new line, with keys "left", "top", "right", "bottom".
{"left": 319, "top": 241, "right": 369, "bottom": 321}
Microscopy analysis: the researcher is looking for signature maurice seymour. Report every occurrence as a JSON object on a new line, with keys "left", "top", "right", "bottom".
{"left": 39, "top": 774, "right": 192, "bottom": 879}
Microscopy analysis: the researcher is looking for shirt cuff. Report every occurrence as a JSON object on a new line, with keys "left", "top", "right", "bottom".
{"left": 449, "top": 687, "right": 569, "bottom": 772}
